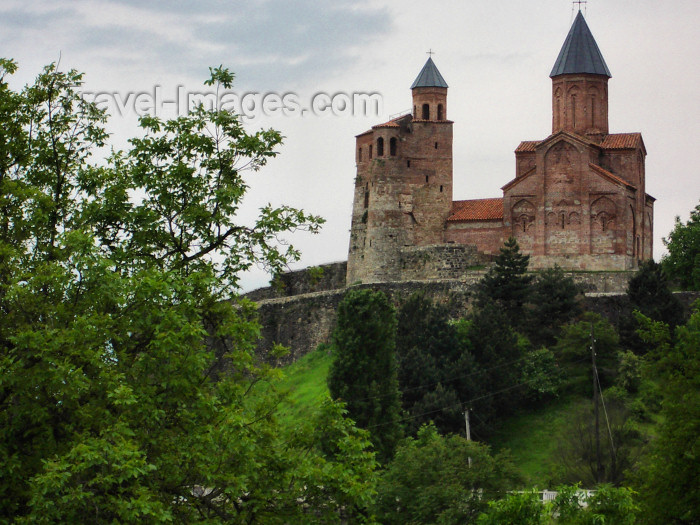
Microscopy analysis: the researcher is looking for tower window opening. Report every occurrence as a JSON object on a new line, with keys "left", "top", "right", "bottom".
{"left": 440, "top": 185, "right": 443, "bottom": 192}
{"left": 434, "top": 142, "right": 438, "bottom": 149}
{"left": 437, "top": 104, "right": 444, "bottom": 120}
{"left": 358, "top": 147, "right": 362, "bottom": 162}
{"left": 369, "top": 145, "right": 373, "bottom": 159}
{"left": 376, "top": 137, "right": 384, "bottom": 156}
{"left": 425, "top": 175, "right": 429, "bottom": 183}
{"left": 413, "top": 105, "right": 416, "bottom": 117}
{"left": 422, "top": 103, "right": 429, "bottom": 120}
{"left": 390, "top": 137, "right": 397, "bottom": 156}
{"left": 364, "top": 191, "right": 369, "bottom": 209}
{"left": 407, "top": 160, "right": 411, "bottom": 167}
{"left": 571, "top": 94, "right": 577, "bottom": 129}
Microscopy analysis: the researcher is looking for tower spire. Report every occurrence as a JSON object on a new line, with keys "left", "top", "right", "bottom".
{"left": 550, "top": 10, "right": 610, "bottom": 138}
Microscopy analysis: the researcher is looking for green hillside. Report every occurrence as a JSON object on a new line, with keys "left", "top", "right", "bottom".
{"left": 274, "top": 345, "right": 333, "bottom": 425}
{"left": 274, "top": 345, "right": 590, "bottom": 487}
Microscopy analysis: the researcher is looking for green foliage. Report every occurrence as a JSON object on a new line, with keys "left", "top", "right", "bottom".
{"left": 477, "top": 490, "right": 546, "bottom": 525}
{"left": 477, "top": 485, "right": 639, "bottom": 525}
{"left": 521, "top": 347, "right": 562, "bottom": 402}
{"left": 328, "top": 288, "right": 403, "bottom": 462}
{"left": 460, "top": 303, "right": 524, "bottom": 431}
{"left": 475, "top": 236, "right": 532, "bottom": 323}
{"left": 0, "top": 60, "right": 374, "bottom": 523}
{"left": 627, "top": 260, "right": 684, "bottom": 327}
{"left": 621, "top": 259, "right": 685, "bottom": 352}
{"left": 307, "top": 265, "right": 324, "bottom": 286}
{"left": 527, "top": 266, "right": 583, "bottom": 346}
{"left": 553, "top": 397, "right": 645, "bottom": 486}
{"left": 396, "top": 292, "right": 465, "bottom": 434}
{"left": 661, "top": 202, "right": 700, "bottom": 290}
{"left": 374, "top": 423, "right": 520, "bottom": 524}
{"left": 554, "top": 312, "right": 620, "bottom": 391}
{"left": 580, "top": 485, "right": 639, "bottom": 525}
{"left": 635, "top": 304, "right": 700, "bottom": 524}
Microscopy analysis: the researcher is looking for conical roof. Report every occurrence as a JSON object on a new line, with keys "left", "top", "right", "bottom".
{"left": 411, "top": 57, "right": 448, "bottom": 88}
{"left": 550, "top": 11, "right": 611, "bottom": 78}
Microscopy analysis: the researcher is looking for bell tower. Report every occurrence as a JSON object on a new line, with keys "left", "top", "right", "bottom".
{"left": 346, "top": 57, "right": 453, "bottom": 284}
{"left": 550, "top": 11, "right": 611, "bottom": 141}
{"left": 411, "top": 56, "right": 448, "bottom": 122}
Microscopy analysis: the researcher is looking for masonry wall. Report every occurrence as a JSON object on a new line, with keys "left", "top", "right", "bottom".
{"left": 445, "top": 221, "right": 506, "bottom": 255}
{"left": 400, "top": 244, "right": 493, "bottom": 280}
{"left": 248, "top": 270, "right": 693, "bottom": 365}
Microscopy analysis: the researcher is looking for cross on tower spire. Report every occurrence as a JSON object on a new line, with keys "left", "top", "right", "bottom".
{"left": 426, "top": 49, "right": 435, "bottom": 57}
{"left": 573, "top": 0, "right": 587, "bottom": 12}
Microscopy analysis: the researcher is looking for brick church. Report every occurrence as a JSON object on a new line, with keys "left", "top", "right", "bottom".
{"left": 347, "top": 12, "right": 654, "bottom": 284}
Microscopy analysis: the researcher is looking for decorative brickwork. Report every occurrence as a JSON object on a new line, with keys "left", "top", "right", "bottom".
{"left": 346, "top": 13, "right": 655, "bottom": 283}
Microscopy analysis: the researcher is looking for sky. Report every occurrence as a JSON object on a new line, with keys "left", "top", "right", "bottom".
{"left": 2, "top": 0, "right": 699, "bottom": 291}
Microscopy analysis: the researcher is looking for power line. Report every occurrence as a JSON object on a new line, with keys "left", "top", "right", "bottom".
{"left": 352, "top": 352, "right": 548, "bottom": 404}
{"left": 594, "top": 365, "right": 617, "bottom": 460}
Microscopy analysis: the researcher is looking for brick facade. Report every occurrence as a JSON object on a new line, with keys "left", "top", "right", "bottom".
{"left": 347, "top": 13, "right": 654, "bottom": 284}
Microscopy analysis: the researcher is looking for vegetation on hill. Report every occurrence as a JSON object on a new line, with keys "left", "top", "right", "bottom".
{"left": 320, "top": 234, "right": 700, "bottom": 523}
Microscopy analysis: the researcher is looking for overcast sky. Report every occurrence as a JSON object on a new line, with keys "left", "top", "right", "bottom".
{"left": 3, "top": 0, "right": 699, "bottom": 291}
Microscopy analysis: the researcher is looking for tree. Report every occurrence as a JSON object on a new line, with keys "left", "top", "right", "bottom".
{"left": 554, "top": 312, "right": 621, "bottom": 392}
{"left": 635, "top": 304, "right": 700, "bottom": 524}
{"left": 662, "top": 202, "right": 700, "bottom": 290}
{"left": 457, "top": 303, "right": 524, "bottom": 433}
{"left": 374, "top": 423, "right": 520, "bottom": 524}
{"left": 527, "top": 266, "right": 582, "bottom": 346}
{"left": 554, "top": 398, "right": 645, "bottom": 486}
{"left": 475, "top": 236, "right": 532, "bottom": 324}
{"left": 477, "top": 484, "right": 639, "bottom": 525}
{"left": 627, "top": 260, "right": 684, "bottom": 327}
{"left": 396, "top": 292, "right": 464, "bottom": 434}
{"left": 328, "top": 288, "right": 403, "bottom": 462}
{"left": 0, "top": 60, "right": 377, "bottom": 523}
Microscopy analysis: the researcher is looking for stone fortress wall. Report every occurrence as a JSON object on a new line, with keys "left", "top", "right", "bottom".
{"left": 243, "top": 261, "right": 681, "bottom": 366}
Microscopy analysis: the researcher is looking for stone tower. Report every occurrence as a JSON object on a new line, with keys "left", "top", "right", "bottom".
{"left": 346, "top": 58, "right": 454, "bottom": 284}
{"left": 550, "top": 11, "right": 611, "bottom": 141}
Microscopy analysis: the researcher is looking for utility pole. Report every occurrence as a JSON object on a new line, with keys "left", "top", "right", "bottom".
{"left": 464, "top": 408, "right": 472, "bottom": 467}
{"left": 591, "top": 323, "right": 602, "bottom": 482}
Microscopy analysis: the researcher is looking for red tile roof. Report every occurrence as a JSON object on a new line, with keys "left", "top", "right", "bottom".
{"left": 448, "top": 198, "right": 504, "bottom": 221}
{"left": 588, "top": 163, "right": 637, "bottom": 190}
{"left": 515, "top": 141, "right": 540, "bottom": 153}
{"left": 600, "top": 133, "right": 644, "bottom": 150}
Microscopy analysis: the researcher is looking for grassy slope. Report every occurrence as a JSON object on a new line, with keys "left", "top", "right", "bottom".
{"left": 486, "top": 396, "right": 590, "bottom": 487}
{"left": 275, "top": 346, "right": 592, "bottom": 486}
{"left": 274, "top": 346, "right": 333, "bottom": 425}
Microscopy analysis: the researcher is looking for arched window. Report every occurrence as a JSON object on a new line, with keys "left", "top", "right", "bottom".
{"left": 437, "top": 104, "right": 443, "bottom": 120}
{"left": 389, "top": 137, "right": 397, "bottom": 156}
{"left": 422, "top": 103, "right": 429, "bottom": 120}
{"left": 376, "top": 137, "right": 384, "bottom": 157}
